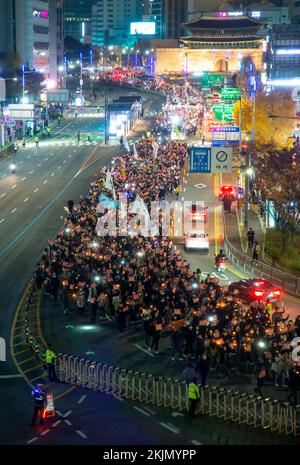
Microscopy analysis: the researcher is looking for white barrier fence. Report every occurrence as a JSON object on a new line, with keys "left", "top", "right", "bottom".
{"left": 54, "top": 353, "right": 300, "bottom": 436}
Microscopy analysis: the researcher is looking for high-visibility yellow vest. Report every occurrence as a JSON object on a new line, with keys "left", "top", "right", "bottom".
{"left": 266, "top": 303, "right": 272, "bottom": 315}
{"left": 44, "top": 349, "right": 56, "bottom": 364}
{"left": 188, "top": 383, "right": 200, "bottom": 400}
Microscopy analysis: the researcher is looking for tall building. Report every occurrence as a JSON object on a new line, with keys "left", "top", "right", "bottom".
{"left": 91, "top": 0, "right": 144, "bottom": 47}
{"left": 187, "top": 0, "right": 231, "bottom": 19}
{"left": 287, "top": 0, "right": 300, "bottom": 23}
{"left": 0, "top": 0, "right": 64, "bottom": 82}
{"left": 267, "top": 24, "right": 300, "bottom": 82}
{"left": 49, "top": 0, "right": 64, "bottom": 82}
{"left": 150, "top": 0, "right": 187, "bottom": 38}
{"left": 64, "top": 0, "right": 96, "bottom": 43}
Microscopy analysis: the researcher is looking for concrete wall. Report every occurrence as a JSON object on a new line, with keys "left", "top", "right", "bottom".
{"left": 155, "top": 47, "right": 264, "bottom": 75}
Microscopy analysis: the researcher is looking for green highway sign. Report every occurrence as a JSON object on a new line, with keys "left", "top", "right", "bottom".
{"left": 201, "top": 73, "right": 223, "bottom": 88}
{"left": 212, "top": 103, "right": 234, "bottom": 122}
{"left": 221, "top": 88, "right": 241, "bottom": 101}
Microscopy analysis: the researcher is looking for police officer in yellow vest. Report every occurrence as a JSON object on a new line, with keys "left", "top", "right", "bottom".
{"left": 266, "top": 301, "right": 273, "bottom": 318}
{"left": 188, "top": 377, "right": 200, "bottom": 418}
{"left": 44, "top": 344, "right": 57, "bottom": 382}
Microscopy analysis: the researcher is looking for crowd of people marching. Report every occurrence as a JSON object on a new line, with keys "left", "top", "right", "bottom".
{"left": 34, "top": 79, "right": 300, "bottom": 405}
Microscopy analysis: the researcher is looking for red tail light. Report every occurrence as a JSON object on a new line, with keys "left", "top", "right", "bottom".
{"left": 273, "top": 290, "right": 281, "bottom": 297}
{"left": 254, "top": 290, "right": 264, "bottom": 298}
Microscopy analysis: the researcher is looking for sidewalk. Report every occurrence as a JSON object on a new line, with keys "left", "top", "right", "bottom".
{"left": 224, "top": 203, "right": 265, "bottom": 259}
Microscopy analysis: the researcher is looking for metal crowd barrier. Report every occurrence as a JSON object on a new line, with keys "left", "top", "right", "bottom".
{"left": 224, "top": 240, "right": 300, "bottom": 297}
{"left": 22, "top": 278, "right": 299, "bottom": 437}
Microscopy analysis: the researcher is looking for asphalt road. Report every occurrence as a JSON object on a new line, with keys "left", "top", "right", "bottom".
{"left": 1, "top": 85, "right": 298, "bottom": 446}
{"left": 0, "top": 88, "right": 181, "bottom": 446}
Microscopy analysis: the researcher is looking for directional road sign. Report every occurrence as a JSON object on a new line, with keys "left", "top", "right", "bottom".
{"left": 189, "top": 147, "right": 211, "bottom": 173}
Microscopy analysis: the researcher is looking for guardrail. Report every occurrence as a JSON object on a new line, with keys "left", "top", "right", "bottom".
{"left": 222, "top": 210, "right": 300, "bottom": 297}
{"left": 23, "top": 279, "right": 46, "bottom": 364}
{"left": 0, "top": 142, "right": 14, "bottom": 159}
{"left": 224, "top": 241, "right": 299, "bottom": 297}
{"left": 22, "top": 277, "right": 300, "bottom": 437}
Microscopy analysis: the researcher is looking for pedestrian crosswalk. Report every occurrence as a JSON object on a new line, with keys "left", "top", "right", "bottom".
{"left": 26, "top": 139, "right": 102, "bottom": 148}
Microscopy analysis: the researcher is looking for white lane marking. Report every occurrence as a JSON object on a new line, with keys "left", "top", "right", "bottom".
{"left": 50, "top": 152, "right": 54, "bottom": 155}
{"left": 63, "top": 410, "right": 72, "bottom": 418}
{"left": 76, "top": 430, "right": 87, "bottom": 439}
{"left": 0, "top": 373, "right": 22, "bottom": 379}
{"left": 77, "top": 395, "right": 86, "bottom": 404}
{"left": 134, "top": 343, "right": 154, "bottom": 357}
{"left": 68, "top": 155, "right": 72, "bottom": 158}
{"left": 11, "top": 208, "right": 17, "bottom": 213}
{"left": 171, "top": 412, "right": 184, "bottom": 418}
{"left": 21, "top": 177, "right": 26, "bottom": 181}
{"left": 19, "top": 161, "right": 23, "bottom": 164}
{"left": 142, "top": 406, "right": 156, "bottom": 415}
{"left": 40, "top": 429, "right": 50, "bottom": 436}
{"left": 194, "top": 183, "right": 207, "bottom": 190}
{"left": 52, "top": 420, "right": 62, "bottom": 427}
{"left": 57, "top": 166, "right": 61, "bottom": 170}
{"left": 133, "top": 406, "right": 151, "bottom": 417}
{"left": 29, "top": 170, "right": 34, "bottom": 174}
{"left": 27, "top": 156, "right": 31, "bottom": 159}
{"left": 220, "top": 273, "right": 228, "bottom": 280}
{"left": 38, "top": 163, "right": 42, "bottom": 167}
{"left": 56, "top": 410, "right": 62, "bottom": 417}
{"left": 112, "top": 394, "right": 124, "bottom": 402}
{"left": 1, "top": 174, "right": 6, "bottom": 178}
{"left": 0, "top": 193, "right": 6, "bottom": 198}
{"left": 24, "top": 197, "right": 29, "bottom": 202}
{"left": 44, "top": 157, "right": 48, "bottom": 161}
{"left": 191, "top": 440, "right": 203, "bottom": 445}
{"left": 212, "top": 272, "right": 228, "bottom": 281}
{"left": 0, "top": 219, "right": 5, "bottom": 224}
{"left": 11, "top": 184, "right": 17, "bottom": 189}
{"left": 64, "top": 419, "right": 72, "bottom": 426}
{"left": 34, "top": 188, "right": 39, "bottom": 193}
{"left": 159, "top": 422, "right": 180, "bottom": 434}
{"left": 43, "top": 180, "right": 48, "bottom": 184}
{"left": 27, "top": 437, "right": 38, "bottom": 444}
{"left": 50, "top": 172, "right": 55, "bottom": 176}
{"left": 63, "top": 160, "right": 66, "bottom": 164}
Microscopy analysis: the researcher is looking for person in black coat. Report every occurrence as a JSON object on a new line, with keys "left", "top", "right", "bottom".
{"left": 287, "top": 366, "right": 300, "bottom": 406}
{"left": 144, "top": 318, "right": 155, "bottom": 348}
{"left": 196, "top": 355, "right": 210, "bottom": 388}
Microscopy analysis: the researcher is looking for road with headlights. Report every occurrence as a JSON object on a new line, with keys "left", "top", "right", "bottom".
{"left": 0, "top": 88, "right": 167, "bottom": 445}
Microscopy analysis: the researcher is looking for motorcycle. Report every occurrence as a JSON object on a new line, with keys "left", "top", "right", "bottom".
{"left": 215, "top": 258, "right": 226, "bottom": 273}
{"left": 10, "top": 162, "right": 16, "bottom": 174}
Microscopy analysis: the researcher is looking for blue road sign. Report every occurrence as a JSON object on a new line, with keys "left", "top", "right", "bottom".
{"left": 189, "top": 147, "right": 211, "bottom": 173}
{"left": 211, "top": 126, "right": 240, "bottom": 147}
